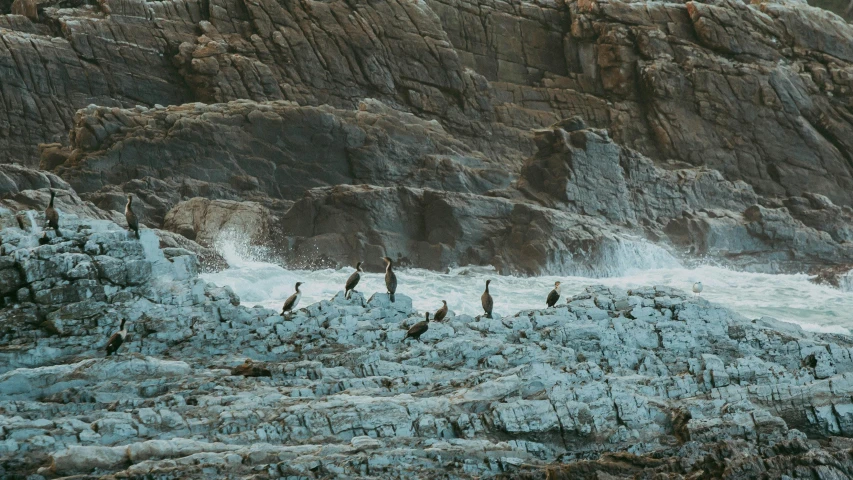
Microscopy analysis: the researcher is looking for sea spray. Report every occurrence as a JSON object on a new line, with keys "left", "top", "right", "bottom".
{"left": 202, "top": 235, "right": 853, "bottom": 334}
{"left": 25, "top": 210, "right": 39, "bottom": 234}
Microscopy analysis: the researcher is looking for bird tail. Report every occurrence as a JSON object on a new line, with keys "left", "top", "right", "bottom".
{"left": 55, "top": 228, "right": 61, "bottom": 237}
{"left": 346, "top": 290, "right": 351, "bottom": 300}
{"left": 390, "top": 293, "right": 395, "bottom": 303}
{"left": 135, "top": 229, "right": 140, "bottom": 239}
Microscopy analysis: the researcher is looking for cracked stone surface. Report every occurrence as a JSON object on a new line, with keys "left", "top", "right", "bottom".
{"left": 2, "top": 209, "right": 853, "bottom": 478}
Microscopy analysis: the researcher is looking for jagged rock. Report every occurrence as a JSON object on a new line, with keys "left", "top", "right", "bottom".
{"left": 52, "top": 100, "right": 511, "bottom": 225}
{"left": 276, "top": 183, "right": 674, "bottom": 275}
{"left": 0, "top": 0, "right": 850, "bottom": 209}
{"left": 520, "top": 125, "right": 757, "bottom": 225}
{"left": 0, "top": 215, "right": 852, "bottom": 477}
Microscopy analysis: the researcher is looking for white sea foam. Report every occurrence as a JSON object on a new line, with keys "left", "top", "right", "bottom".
{"left": 202, "top": 237, "right": 853, "bottom": 335}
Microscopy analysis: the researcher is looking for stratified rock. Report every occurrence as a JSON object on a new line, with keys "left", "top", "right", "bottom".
{"left": 53, "top": 100, "right": 511, "bottom": 224}
{"left": 276, "top": 183, "right": 674, "bottom": 275}
{"left": 2, "top": 0, "right": 852, "bottom": 210}
{"left": 520, "top": 125, "right": 757, "bottom": 225}
{"left": 1, "top": 210, "right": 853, "bottom": 478}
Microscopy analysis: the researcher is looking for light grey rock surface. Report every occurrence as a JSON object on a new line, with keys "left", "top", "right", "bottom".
{"left": 1, "top": 211, "right": 853, "bottom": 478}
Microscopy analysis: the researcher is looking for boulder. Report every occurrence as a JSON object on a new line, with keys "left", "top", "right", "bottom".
{"left": 163, "top": 198, "right": 272, "bottom": 248}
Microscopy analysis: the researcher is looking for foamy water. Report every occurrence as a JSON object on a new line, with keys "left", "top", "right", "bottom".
{"left": 201, "top": 239, "right": 853, "bottom": 335}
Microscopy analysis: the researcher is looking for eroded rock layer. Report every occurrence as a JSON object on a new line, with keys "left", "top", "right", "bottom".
{"left": 2, "top": 209, "right": 853, "bottom": 478}
{"left": 2, "top": 0, "right": 852, "bottom": 274}
{"left": 1, "top": 0, "right": 852, "bottom": 201}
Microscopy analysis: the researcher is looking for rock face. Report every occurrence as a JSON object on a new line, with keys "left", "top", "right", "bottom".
{"left": 1, "top": 0, "right": 851, "bottom": 202}
{"left": 275, "top": 183, "right": 680, "bottom": 275}
{"left": 2, "top": 213, "right": 853, "bottom": 477}
{"left": 53, "top": 100, "right": 511, "bottom": 224}
{"left": 1, "top": 0, "right": 852, "bottom": 276}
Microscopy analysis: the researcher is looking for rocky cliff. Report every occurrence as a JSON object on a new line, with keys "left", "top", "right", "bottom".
{"left": 2, "top": 208, "right": 853, "bottom": 478}
{"left": 1, "top": 0, "right": 853, "bottom": 275}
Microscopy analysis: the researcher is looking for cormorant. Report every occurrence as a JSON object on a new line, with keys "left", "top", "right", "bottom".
{"left": 106, "top": 318, "right": 128, "bottom": 356}
{"left": 345, "top": 261, "right": 363, "bottom": 299}
{"left": 45, "top": 189, "right": 61, "bottom": 237}
{"left": 382, "top": 256, "right": 397, "bottom": 303}
{"left": 404, "top": 312, "right": 429, "bottom": 342}
{"left": 282, "top": 282, "right": 303, "bottom": 316}
{"left": 434, "top": 300, "right": 448, "bottom": 322}
{"left": 125, "top": 194, "right": 139, "bottom": 239}
{"left": 481, "top": 279, "right": 493, "bottom": 318}
{"left": 547, "top": 281, "right": 561, "bottom": 307}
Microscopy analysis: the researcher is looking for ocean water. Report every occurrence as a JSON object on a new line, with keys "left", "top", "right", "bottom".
{"left": 201, "top": 238, "right": 853, "bottom": 335}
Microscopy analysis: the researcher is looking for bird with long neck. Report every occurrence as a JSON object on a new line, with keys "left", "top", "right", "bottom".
{"left": 547, "top": 281, "right": 562, "bottom": 308}
{"left": 382, "top": 256, "right": 397, "bottom": 303}
{"left": 345, "top": 261, "right": 363, "bottom": 300}
{"left": 481, "top": 279, "right": 493, "bottom": 318}
{"left": 404, "top": 312, "right": 429, "bottom": 342}
{"left": 282, "top": 282, "right": 303, "bottom": 316}
{"left": 125, "top": 195, "right": 139, "bottom": 239}
{"left": 434, "top": 300, "right": 448, "bottom": 322}
{"left": 106, "top": 318, "right": 128, "bottom": 356}
{"left": 45, "top": 189, "right": 61, "bottom": 237}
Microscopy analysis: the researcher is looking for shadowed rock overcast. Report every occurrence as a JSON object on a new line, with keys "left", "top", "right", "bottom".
{"left": 1, "top": 0, "right": 853, "bottom": 274}
{"left": 4, "top": 0, "right": 853, "bottom": 476}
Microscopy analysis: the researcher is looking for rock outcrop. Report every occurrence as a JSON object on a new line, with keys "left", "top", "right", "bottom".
{"left": 52, "top": 100, "right": 511, "bottom": 224}
{"left": 2, "top": 210, "right": 853, "bottom": 477}
{"left": 1, "top": 0, "right": 852, "bottom": 202}
{"left": 1, "top": 0, "right": 853, "bottom": 277}
{"left": 149, "top": 118, "right": 850, "bottom": 275}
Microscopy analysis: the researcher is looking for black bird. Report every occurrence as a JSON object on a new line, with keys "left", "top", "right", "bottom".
{"left": 345, "top": 261, "right": 363, "bottom": 300}
{"left": 404, "top": 312, "right": 430, "bottom": 342}
{"left": 38, "top": 232, "right": 50, "bottom": 245}
{"left": 231, "top": 359, "right": 272, "bottom": 377}
{"left": 481, "top": 279, "right": 493, "bottom": 318}
{"left": 547, "top": 281, "right": 561, "bottom": 308}
{"left": 382, "top": 256, "right": 397, "bottom": 303}
{"left": 125, "top": 194, "right": 139, "bottom": 239}
{"left": 106, "top": 318, "right": 128, "bottom": 356}
{"left": 434, "top": 300, "right": 448, "bottom": 322}
{"left": 45, "top": 189, "right": 61, "bottom": 237}
{"left": 281, "top": 282, "right": 303, "bottom": 316}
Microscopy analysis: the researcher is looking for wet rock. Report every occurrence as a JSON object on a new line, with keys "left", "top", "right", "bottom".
{"left": 163, "top": 197, "right": 272, "bottom": 247}
{"left": 0, "top": 214, "right": 851, "bottom": 477}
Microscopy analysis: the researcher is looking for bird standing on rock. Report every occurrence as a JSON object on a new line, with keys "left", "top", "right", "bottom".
{"left": 404, "top": 312, "right": 429, "bottom": 342}
{"left": 125, "top": 194, "right": 139, "bottom": 239}
{"left": 282, "top": 282, "right": 303, "bottom": 316}
{"left": 345, "top": 261, "right": 363, "bottom": 300}
{"left": 106, "top": 318, "right": 128, "bottom": 356}
{"left": 481, "top": 279, "right": 493, "bottom": 318}
{"left": 382, "top": 256, "right": 397, "bottom": 303}
{"left": 693, "top": 281, "right": 703, "bottom": 299}
{"left": 547, "top": 281, "right": 561, "bottom": 307}
{"left": 434, "top": 300, "right": 448, "bottom": 322}
{"left": 45, "top": 189, "right": 61, "bottom": 237}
